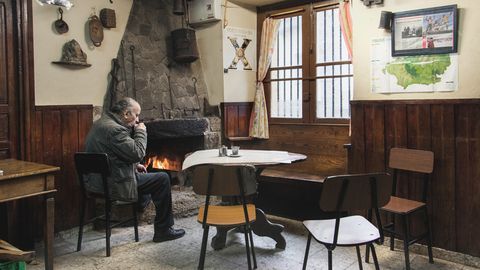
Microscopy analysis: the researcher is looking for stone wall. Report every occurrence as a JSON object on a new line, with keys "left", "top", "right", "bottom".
{"left": 109, "top": 0, "right": 209, "bottom": 122}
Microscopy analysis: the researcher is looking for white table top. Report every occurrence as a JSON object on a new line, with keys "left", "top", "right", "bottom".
{"left": 182, "top": 149, "right": 306, "bottom": 171}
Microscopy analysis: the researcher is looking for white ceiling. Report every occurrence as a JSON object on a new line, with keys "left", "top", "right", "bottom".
{"left": 229, "top": 0, "right": 288, "bottom": 7}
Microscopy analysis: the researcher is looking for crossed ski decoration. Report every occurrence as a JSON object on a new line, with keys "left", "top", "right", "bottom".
{"left": 227, "top": 37, "right": 252, "bottom": 70}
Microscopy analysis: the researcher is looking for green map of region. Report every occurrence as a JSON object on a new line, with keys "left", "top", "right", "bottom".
{"left": 384, "top": 54, "right": 451, "bottom": 89}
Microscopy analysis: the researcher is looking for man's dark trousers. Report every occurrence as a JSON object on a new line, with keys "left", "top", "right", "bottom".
{"left": 136, "top": 172, "right": 174, "bottom": 231}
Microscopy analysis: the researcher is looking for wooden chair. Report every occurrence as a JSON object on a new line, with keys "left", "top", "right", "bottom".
{"left": 74, "top": 152, "right": 139, "bottom": 257}
{"left": 302, "top": 173, "right": 392, "bottom": 270}
{"left": 368, "top": 148, "right": 434, "bottom": 270}
{"left": 192, "top": 164, "right": 258, "bottom": 270}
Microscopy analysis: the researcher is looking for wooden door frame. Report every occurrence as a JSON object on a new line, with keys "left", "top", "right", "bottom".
{"left": 14, "top": 0, "right": 35, "bottom": 160}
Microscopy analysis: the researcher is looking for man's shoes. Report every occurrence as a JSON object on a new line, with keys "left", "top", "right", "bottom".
{"left": 153, "top": 227, "right": 185, "bottom": 243}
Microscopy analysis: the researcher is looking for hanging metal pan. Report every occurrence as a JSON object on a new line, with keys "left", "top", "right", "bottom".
{"left": 54, "top": 7, "right": 69, "bottom": 34}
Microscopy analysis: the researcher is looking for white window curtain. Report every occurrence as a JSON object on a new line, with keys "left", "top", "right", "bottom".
{"left": 249, "top": 17, "right": 280, "bottom": 139}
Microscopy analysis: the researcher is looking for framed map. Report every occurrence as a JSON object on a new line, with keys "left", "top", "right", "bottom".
{"left": 372, "top": 37, "right": 457, "bottom": 93}
{"left": 392, "top": 5, "right": 458, "bottom": 56}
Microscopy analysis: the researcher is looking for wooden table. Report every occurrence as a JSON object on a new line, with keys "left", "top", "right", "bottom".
{"left": 182, "top": 149, "right": 306, "bottom": 250}
{"left": 0, "top": 159, "right": 60, "bottom": 270}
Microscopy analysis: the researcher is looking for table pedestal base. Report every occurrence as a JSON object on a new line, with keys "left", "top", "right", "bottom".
{"left": 211, "top": 208, "right": 286, "bottom": 250}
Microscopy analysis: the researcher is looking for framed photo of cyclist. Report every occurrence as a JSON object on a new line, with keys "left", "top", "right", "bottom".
{"left": 391, "top": 5, "right": 458, "bottom": 56}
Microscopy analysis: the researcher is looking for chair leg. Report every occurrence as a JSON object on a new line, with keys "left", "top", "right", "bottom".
{"left": 198, "top": 225, "right": 210, "bottom": 270}
{"left": 402, "top": 215, "right": 410, "bottom": 270}
{"left": 248, "top": 227, "right": 257, "bottom": 269}
{"left": 105, "top": 201, "right": 111, "bottom": 257}
{"left": 302, "top": 233, "right": 312, "bottom": 270}
{"left": 356, "top": 246, "right": 363, "bottom": 270}
{"left": 132, "top": 205, "right": 139, "bottom": 242}
{"left": 77, "top": 199, "right": 86, "bottom": 252}
{"left": 328, "top": 249, "right": 333, "bottom": 270}
{"left": 244, "top": 225, "right": 252, "bottom": 270}
{"left": 370, "top": 244, "right": 380, "bottom": 270}
{"left": 365, "top": 209, "right": 372, "bottom": 263}
{"left": 390, "top": 213, "right": 396, "bottom": 251}
{"left": 424, "top": 208, "right": 434, "bottom": 264}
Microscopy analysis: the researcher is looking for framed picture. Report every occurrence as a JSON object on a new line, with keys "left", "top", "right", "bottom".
{"left": 391, "top": 5, "right": 458, "bottom": 56}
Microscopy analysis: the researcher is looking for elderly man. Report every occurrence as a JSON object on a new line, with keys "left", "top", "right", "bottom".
{"left": 84, "top": 97, "right": 185, "bottom": 242}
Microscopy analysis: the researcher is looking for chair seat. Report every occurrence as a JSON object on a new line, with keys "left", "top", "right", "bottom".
{"left": 303, "top": 215, "right": 380, "bottom": 246}
{"left": 381, "top": 196, "right": 425, "bottom": 214}
{"left": 197, "top": 204, "right": 256, "bottom": 226}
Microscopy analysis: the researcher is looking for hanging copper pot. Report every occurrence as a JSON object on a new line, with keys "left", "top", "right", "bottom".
{"left": 54, "top": 7, "right": 69, "bottom": 34}
{"left": 89, "top": 15, "right": 104, "bottom": 47}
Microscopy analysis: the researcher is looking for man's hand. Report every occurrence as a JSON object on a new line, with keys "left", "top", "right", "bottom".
{"left": 136, "top": 164, "right": 147, "bottom": 173}
{"left": 135, "top": 122, "right": 146, "bottom": 131}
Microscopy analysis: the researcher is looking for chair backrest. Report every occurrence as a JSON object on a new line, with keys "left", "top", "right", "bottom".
{"left": 319, "top": 173, "right": 392, "bottom": 212}
{"left": 389, "top": 148, "right": 434, "bottom": 174}
{"left": 192, "top": 164, "right": 257, "bottom": 196}
{"left": 74, "top": 152, "right": 111, "bottom": 196}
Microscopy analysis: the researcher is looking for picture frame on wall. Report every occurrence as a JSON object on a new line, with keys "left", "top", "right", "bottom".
{"left": 391, "top": 5, "right": 458, "bottom": 56}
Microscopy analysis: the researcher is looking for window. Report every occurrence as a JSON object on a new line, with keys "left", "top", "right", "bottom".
{"left": 265, "top": 2, "right": 352, "bottom": 124}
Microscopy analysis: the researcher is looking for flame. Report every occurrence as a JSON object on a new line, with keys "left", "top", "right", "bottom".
{"left": 145, "top": 156, "right": 181, "bottom": 171}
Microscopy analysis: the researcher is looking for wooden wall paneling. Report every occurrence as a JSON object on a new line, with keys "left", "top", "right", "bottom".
{"left": 349, "top": 103, "right": 365, "bottom": 173}
{"left": 225, "top": 105, "right": 238, "bottom": 138}
{"left": 349, "top": 99, "right": 480, "bottom": 257}
{"left": 363, "top": 104, "right": 385, "bottom": 172}
{"left": 42, "top": 110, "right": 62, "bottom": 167}
{"left": 455, "top": 104, "right": 480, "bottom": 256}
{"left": 28, "top": 105, "right": 93, "bottom": 236}
{"left": 222, "top": 102, "right": 253, "bottom": 139}
{"left": 384, "top": 104, "right": 408, "bottom": 153}
{"left": 430, "top": 104, "right": 456, "bottom": 251}
{"left": 32, "top": 111, "right": 44, "bottom": 163}
{"left": 406, "top": 105, "right": 432, "bottom": 204}
{"left": 237, "top": 104, "right": 251, "bottom": 137}
{"left": 78, "top": 109, "right": 92, "bottom": 150}
{"left": 240, "top": 123, "right": 349, "bottom": 175}
{"left": 59, "top": 110, "right": 80, "bottom": 230}
{"left": 405, "top": 104, "right": 432, "bottom": 242}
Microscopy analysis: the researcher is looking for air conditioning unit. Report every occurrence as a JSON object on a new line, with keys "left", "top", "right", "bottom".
{"left": 188, "top": 0, "right": 222, "bottom": 25}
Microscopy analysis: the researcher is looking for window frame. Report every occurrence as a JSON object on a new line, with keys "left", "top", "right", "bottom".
{"left": 259, "top": 1, "right": 351, "bottom": 125}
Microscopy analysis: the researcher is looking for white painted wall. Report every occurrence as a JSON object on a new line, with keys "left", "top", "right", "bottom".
{"left": 33, "top": 0, "right": 133, "bottom": 106}
{"left": 196, "top": 22, "right": 224, "bottom": 106}
{"left": 222, "top": 1, "right": 257, "bottom": 102}
{"left": 195, "top": 0, "right": 257, "bottom": 105}
{"left": 352, "top": 0, "right": 480, "bottom": 100}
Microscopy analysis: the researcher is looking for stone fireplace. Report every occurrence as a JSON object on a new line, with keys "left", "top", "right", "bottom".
{"left": 98, "top": 0, "right": 222, "bottom": 178}
{"left": 142, "top": 117, "right": 221, "bottom": 184}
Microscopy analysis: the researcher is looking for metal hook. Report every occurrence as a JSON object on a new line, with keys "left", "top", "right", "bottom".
{"left": 58, "top": 7, "right": 63, "bottom": 19}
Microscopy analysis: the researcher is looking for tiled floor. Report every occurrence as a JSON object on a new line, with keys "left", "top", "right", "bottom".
{"left": 28, "top": 215, "right": 478, "bottom": 270}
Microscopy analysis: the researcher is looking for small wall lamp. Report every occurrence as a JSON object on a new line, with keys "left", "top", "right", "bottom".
{"left": 379, "top": 11, "right": 393, "bottom": 31}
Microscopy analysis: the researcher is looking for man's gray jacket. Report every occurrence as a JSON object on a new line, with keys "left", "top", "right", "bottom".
{"left": 84, "top": 112, "right": 147, "bottom": 201}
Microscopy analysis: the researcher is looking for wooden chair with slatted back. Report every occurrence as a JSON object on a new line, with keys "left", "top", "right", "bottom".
{"left": 74, "top": 152, "right": 139, "bottom": 257}
{"left": 302, "top": 172, "right": 392, "bottom": 270}
{"left": 192, "top": 164, "right": 258, "bottom": 270}
{"left": 367, "top": 148, "right": 434, "bottom": 270}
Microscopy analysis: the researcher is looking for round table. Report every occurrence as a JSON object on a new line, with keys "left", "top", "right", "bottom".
{"left": 182, "top": 149, "right": 306, "bottom": 250}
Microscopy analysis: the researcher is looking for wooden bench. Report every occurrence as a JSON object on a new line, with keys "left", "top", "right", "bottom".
{"left": 256, "top": 168, "right": 335, "bottom": 221}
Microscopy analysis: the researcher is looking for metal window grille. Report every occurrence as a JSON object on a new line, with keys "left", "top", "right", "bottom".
{"left": 270, "top": 15, "right": 302, "bottom": 119}
{"left": 268, "top": 6, "right": 352, "bottom": 121}
{"left": 316, "top": 7, "right": 353, "bottom": 119}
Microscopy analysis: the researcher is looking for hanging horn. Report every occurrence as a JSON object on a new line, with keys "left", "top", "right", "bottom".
{"left": 173, "top": 0, "right": 185, "bottom": 15}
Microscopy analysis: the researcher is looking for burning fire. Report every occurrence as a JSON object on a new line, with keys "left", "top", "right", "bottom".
{"left": 145, "top": 156, "right": 181, "bottom": 171}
